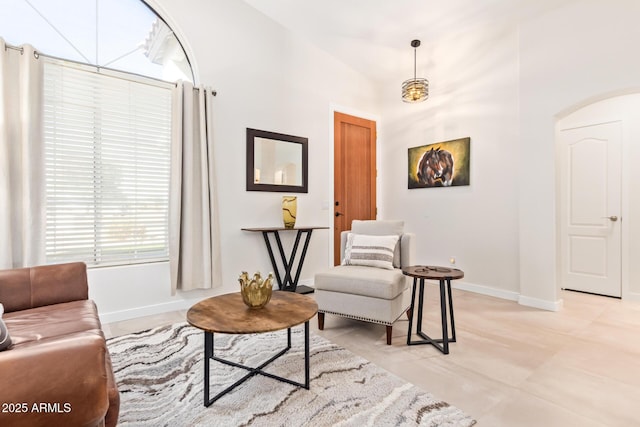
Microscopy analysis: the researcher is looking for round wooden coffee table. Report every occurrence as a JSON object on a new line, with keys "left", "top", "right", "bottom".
{"left": 403, "top": 266, "right": 464, "bottom": 354}
{"left": 187, "top": 291, "right": 318, "bottom": 406}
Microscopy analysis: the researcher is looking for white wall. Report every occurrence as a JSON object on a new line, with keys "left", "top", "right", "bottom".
{"left": 91, "top": 0, "right": 380, "bottom": 322}
{"left": 379, "top": 25, "right": 521, "bottom": 302}
{"left": 518, "top": 0, "right": 640, "bottom": 307}
{"left": 380, "top": 0, "right": 640, "bottom": 309}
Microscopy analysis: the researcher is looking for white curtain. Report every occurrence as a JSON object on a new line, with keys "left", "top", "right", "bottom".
{"left": 0, "top": 40, "right": 45, "bottom": 269}
{"left": 170, "top": 81, "right": 222, "bottom": 294}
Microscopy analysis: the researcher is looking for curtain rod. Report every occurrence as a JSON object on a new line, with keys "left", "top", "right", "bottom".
{"left": 3, "top": 41, "right": 216, "bottom": 96}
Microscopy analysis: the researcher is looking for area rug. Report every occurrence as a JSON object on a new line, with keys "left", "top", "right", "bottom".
{"left": 107, "top": 322, "right": 476, "bottom": 426}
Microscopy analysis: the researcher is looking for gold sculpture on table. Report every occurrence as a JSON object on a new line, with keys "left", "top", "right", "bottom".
{"left": 239, "top": 271, "right": 274, "bottom": 309}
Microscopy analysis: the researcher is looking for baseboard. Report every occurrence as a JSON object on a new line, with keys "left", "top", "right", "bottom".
{"left": 452, "top": 281, "right": 519, "bottom": 302}
{"left": 623, "top": 291, "right": 640, "bottom": 302}
{"left": 98, "top": 298, "right": 203, "bottom": 324}
{"left": 518, "top": 295, "right": 563, "bottom": 312}
{"left": 453, "top": 281, "right": 561, "bottom": 311}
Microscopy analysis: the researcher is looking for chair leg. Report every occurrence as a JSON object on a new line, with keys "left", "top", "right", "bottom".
{"left": 386, "top": 325, "right": 392, "bottom": 345}
{"left": 318, "top": 312, "right": 325, "bottom": 330}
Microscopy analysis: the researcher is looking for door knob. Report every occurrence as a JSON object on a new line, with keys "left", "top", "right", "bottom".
{"left": 335, "top": 212, "right": 343, "bottom": 217}
{"left": 601, "top": 216, "right": 618, "bottom": 222}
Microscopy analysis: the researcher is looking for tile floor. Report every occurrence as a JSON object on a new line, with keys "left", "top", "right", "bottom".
{"left": 104, "top": 288, "right": 640, "bottom": 426}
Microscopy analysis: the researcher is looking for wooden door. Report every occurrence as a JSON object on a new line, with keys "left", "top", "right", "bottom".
{"left": 334, "top": 112, "right": 376, "bottom": 265}
{"left": 559, "top": 121, "right": 621, "bottom": 297}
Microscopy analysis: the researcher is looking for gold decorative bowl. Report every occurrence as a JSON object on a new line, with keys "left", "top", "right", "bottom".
{"left": 239, "top": 271, "right": 274, "bottom": 309}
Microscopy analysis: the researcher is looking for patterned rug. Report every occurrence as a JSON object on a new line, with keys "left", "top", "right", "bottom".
{"left": 107, "top": 322, "right": 476, "bottom": 426}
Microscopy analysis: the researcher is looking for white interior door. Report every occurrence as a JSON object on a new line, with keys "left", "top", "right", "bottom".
{"left": 559, "top": 121, "right": 621, "bottom": 297}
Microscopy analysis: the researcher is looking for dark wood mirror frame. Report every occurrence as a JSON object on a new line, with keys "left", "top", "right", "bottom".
{"left": 246, "top": 128, "right": 309, "bottom": 193}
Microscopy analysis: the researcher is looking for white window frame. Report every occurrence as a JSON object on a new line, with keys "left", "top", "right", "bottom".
{"left": 43, "top": 58, "right": 174, "bottom": 267}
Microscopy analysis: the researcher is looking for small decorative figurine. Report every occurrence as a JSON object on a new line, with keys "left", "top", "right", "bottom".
{"left": 239, "top": 271, "right": 274, "bottom": 308}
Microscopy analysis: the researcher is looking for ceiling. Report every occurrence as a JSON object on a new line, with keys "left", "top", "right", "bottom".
{"left": 243, "top": 0, "right": 575, "bottom": 83}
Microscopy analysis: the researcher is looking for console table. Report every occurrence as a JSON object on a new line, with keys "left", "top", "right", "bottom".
{"left": 241, "top": 226, "right": 329, "bottom": 294}
{"left": 402, "top": 265, "right": 464, "bottom": 354}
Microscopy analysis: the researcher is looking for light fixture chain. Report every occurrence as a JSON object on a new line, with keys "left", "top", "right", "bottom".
{"left": 414, "top": 47, "right": 417, "bottom": 81}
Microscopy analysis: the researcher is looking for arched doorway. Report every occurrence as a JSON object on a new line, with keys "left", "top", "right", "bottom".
{"left": 556, "top": 93, "right": 640, "bottom": 300}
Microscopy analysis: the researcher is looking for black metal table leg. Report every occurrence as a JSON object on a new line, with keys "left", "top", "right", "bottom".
{"left": 407, "top": 277, "right": 418, "bottom": 345}
{"left": 202, "top": 322, "right": 311, "bottom": 406}
{"left": 261, "top": 230, "right": 315, "bottom": 294}
{"left": 292, "top": 230, "right": 314, "bottom": 294}
{"left": 407, "top": 277, "right": 457, "bottom": 354}
{"left": 447, "top": 279, "right": 457, "bottom": 343}
{"left": 262, "top": 231, "right": 282, "bottom": 287}
{"left": 439, "top": 279, "right": 449, "bottom": 354}
{"left": 304, "top": 321, "right": 310, "bottom": 388}
{"left": 273, "top": 230, "right": 298, "bottom": 288}
{"left": 204, "top": 332, "right": 213, "bottom": 406}
{"left": 417, "top": 279, "right": 425, "bottom": 335}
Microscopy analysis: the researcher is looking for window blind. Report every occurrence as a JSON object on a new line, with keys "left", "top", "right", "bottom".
{"left": 43, "top": 60, "right": 173, "bottom": 266}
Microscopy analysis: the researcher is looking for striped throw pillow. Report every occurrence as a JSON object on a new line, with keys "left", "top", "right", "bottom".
{"left": 0, "top": 303, "right": 12, "bottom": 351}
{"left": 342, "top": 233, "right": 399, "bottom": 270}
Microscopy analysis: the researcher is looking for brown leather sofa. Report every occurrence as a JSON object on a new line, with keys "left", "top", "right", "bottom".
{"left": 0, "top": 262, "right": 119, "bottom": 427}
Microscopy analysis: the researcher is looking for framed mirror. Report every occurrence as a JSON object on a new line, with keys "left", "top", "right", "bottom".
{"left": 246, "top": 128, "right": 308, "bottom": 193}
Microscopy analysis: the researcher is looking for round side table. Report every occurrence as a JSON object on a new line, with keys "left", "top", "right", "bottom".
{"left": 402, "top": 265, "right": 464, "bottom": 354}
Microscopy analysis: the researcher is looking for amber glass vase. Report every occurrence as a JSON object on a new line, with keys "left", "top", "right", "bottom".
{"left": 282, "top": 196, "right": 297, "bottom": 229}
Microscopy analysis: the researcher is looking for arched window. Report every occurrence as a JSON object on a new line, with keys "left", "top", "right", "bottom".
{"left": 1, "top": 0, "right": 193, "bottom": 82}
{"left": 2, "top": 0, "right": 192, "bottom": 266}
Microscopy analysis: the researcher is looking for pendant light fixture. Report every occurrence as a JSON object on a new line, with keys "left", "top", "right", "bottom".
{"left": 402, "top": 39, "right": 429, "bottom": 103}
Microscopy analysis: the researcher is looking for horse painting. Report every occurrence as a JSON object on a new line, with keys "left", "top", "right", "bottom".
{"left": 416, "top": 147, "right": 455, "bottom": 186}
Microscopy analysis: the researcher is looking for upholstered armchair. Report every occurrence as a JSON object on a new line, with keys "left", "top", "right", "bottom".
{"left": 314, "top": 220, "right": 415, "bottom": 345}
